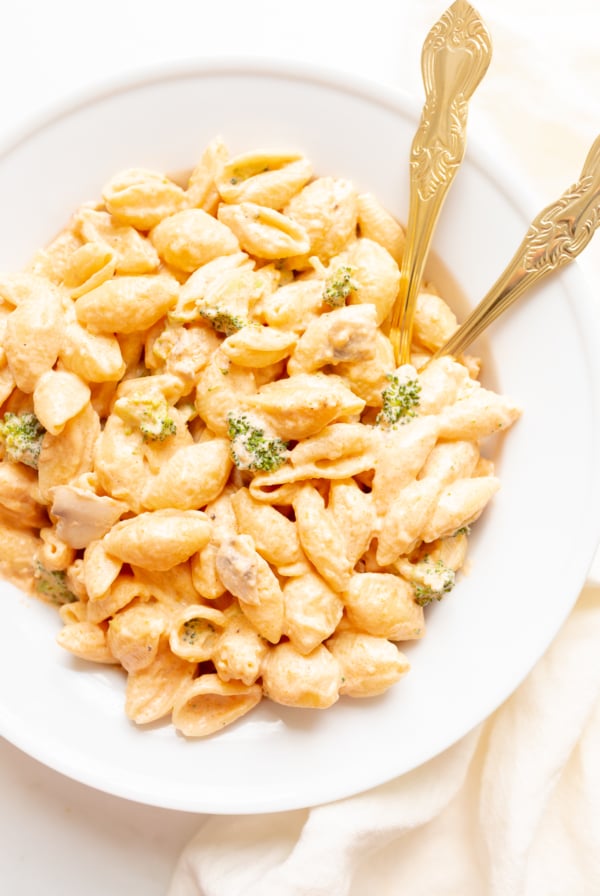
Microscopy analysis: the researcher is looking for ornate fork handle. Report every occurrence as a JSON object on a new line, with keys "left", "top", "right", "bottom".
{"left": 412, "top": 0, "right": 492, "bottom": 201}
{"left": 434, "top": 134, "right": 600, "bottom": 360}
{"left": 388, "top": 0, "right": 492, "bottom": 365}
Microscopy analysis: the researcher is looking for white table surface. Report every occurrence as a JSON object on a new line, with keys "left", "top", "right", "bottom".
{"left": 1, "top": 1, "right": 599, "bottom": 893}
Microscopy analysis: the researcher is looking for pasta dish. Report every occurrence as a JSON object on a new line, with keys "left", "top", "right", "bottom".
{"left": 0, "top": 141, "right": 521, "bottom": 735}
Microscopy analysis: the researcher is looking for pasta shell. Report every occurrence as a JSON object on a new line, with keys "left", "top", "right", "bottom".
{"left": 293, "top": 485, "right": 353, "bottom": 593}
{"left": 86, "top": 573, "right": 149, "bottom": 624}
{"left": 212, "top": 606, "right": 268, "bottom": 686}
{"left": 342, "top": 572, "right": 425, "bottom": 641}
{"left": 190, "top": 488, "right": 238, "bottom": 601}
{"left": 0, "top": 520, "right": 40, "bottom": 591}
{"left": 186, "top": 137, "right": 229, "bottom": 213}
{"left": 93, "top": 413, "right": 147, "bottom": 513}
{"left": 107, "top": 603, "right": 167, "bottom": 672}
{"left": 289, "top": 423, "right": 378, "bottom": 477}
{"left": 59, "top": 310, "right": 126, "bottom": 383}
{"left": 37, "top": 526, "right": 76, "bottom": 571}
{"left": 4, "top": 284, "right": 63, "bottom": 392}
{"left": 194, "top": 350, "right": 257, "bottom": 437}
{"left": 216, "top": 151, "right": 312, "bottom": 208}
{"left": 221, "top": 325, "right": 297, "bottom": 367}
{"left": 38, "top": 402, "right": 100, "bottom": 503}
{"left": 217, "top": 202, "right": 310, "bottom": 259}
{"left": 283, "top": 570, "right": 344, "bottom": 655}
{"left": 103, "top": 509, "right": 211, "bottom": 571}
{"left": 246, "top": 372, "right": 364, "bottom": 441}
{"left": 231, "top": 488, "right": 302, "bottom": 568}
{"left": 151, "top": 208, "right": 239, "bottom": 272}
{"left": 33, "top": 369, "right": 91, "bottom": 436}
{"left": 261, "top": 642, "right": 341, "bottom": 709}
{"left": 172, "top": 674, "right": 262, "bottom": 737}
{"left": 436, "top": 386, "right": 522, "bottom": 441}
{"left": 416, "top": 356, "right": 470, "bottom": 415}
{"left": 356, "top": 192, "right": 406, "bottom": 264}
{"left": 56, "top": 621, "right": 117, "bottom": 664}
{"left": 335, "top": 329, "right": 395, "bottom": 406}
{"left": 171, "top": 252, "right": 253, "bottom": 323}
{"left": 328, "top": 478, "right": 376, "bottom": 567}
{"left": 339, "top": 237, "right": 400, "bottom": 325}
{"left": 421, "top": 476, "right": 501, "bottom": 543}
{"left": 0, "top": 365, "right": 15, "bottom": 405}
{"left": 327, "top": 630, "right": 410, "bottom": 697}
{"left": 141, "top": 439, "right": 232, "bottom": 511}
{"left": 63, "top": 241, "right": 117, "bottom": 298}
{"left": 169, "top": 604, "right": 226, "bottom": 662}
{"left": 75, "top": 274, "right": 179, "bottom": 334}
{"left": 125, "top": 636, "right": 194, "bottom": 724}
{"left": 412, "top": 291, "right": 459, "bottom": 351}
{"left": 102, "top": 168, "right": 188, "bottom": 229}
{"left": 257, "top": 279, "right": 324, "bottom": 334}
{"left": 29, "top": 232, "right": 84, "bottom": 284}
{"left": 0, "top": 272, "right": 58, "bottom": 307}
{"left": 284, "top": 177, "right": 358, "bottom": 267}
{"left": 376, "top": 477, "right": 442, "bottom": 565}
{"left": 287, "top": 304, "right": 378, "bottom": 375}
{"left": 371, "top": 417, "right": 440, "bottom": 516}
{"left": 418, "top": 440, "right": 480, "bottom": 488}
{"left": 75, "top": 208, "right": 160, "bottom": 275}
{"left": 0, "top": 462, "right": 47, "bottom": 530}
{"left": 82, "top": 539, "right": 123, "bottom": 601}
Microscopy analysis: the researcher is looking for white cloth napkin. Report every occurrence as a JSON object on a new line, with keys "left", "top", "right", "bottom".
{"left": 169, "top": 582, "right": 600, "bottom": 896}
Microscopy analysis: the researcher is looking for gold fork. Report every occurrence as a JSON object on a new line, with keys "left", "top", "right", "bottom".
{"left": 388, "top": 0, "right": 492, "bottom": 365}
{"left": 430, "top": 134, "right": 600, "bottom": 362}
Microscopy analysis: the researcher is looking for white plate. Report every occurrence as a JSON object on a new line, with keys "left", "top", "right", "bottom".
{"left": 0, "top": 60, "right": 599, "bottom": 814}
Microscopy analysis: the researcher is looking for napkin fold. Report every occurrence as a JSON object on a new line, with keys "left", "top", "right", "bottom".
{"left": 169, "top": 583, "right": 600, "bottom": 896}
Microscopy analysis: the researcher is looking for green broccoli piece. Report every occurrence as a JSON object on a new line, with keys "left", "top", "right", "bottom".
{"left": 453, "top": 525, "right": 471, "bottom": 537}
{"left": 200, "top": 306, "right": 247, "bottom": 336}
{"left": 413, "top": 558, "right": 455, "bottom": 607}
{"left": 34, "top": 562, "right": 76, "bottom": 606}
{"left": 140, "top": 414, "right": 176, "bottom": 442}
{"left": 114, "top": 392, "right": 176, "bottom": 442}
{"left": 323, "top": 265, "right": 357, "bottom": 307}
{"left": 0, "top": 412, "right": 45, "bottom": 469}
{"left": 376, "top": 369, "right": 421, "bottom": 428}
{"left": 181, "top": 619, "right": 200, "bottom": 645}
{"left": 227, "top": 413, "right": 289, "bottom": 473}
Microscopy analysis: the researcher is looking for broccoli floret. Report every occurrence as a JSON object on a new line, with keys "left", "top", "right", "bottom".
{"left": 114, "top": 392, "right": 176, "bottom": 442}
{"left": 140, "top": 414, "right": 176, "bottom": 442}
{"left": 323, "top": 265, "right": 357, "bottom": 307}
{"left": 0, "top": 412, "right": 45, "bottom": 469}
{"left": 227, "top": 413, "right": 289, "bottom": 473}
{"left": 181, "top": 619, "right": 201, "bottom": 645}
{"left": 34, "top": 562, "right": 76, "bottom": 606}
{"left": 453, "top": 525, "right": 471, "bottom": 537}
{"left": 412, "top": 558, "right": 455, "bottom": 607}
{"left": 376, "top": 366, "right": 421, "bottom": 428}
{"left": 200, "top": 306, "right": 247, "bottom": 336}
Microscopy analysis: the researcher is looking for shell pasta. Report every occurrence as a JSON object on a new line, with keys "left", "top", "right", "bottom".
{"left": 0, "top": 140, "right": 521, "bottom": 736}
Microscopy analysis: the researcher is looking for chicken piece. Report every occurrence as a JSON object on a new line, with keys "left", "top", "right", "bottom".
{"left": 50, "top": 478, "right": 130, "bottom": 549}
{"left": 287, "top": 304, "right": 378, "bottom": 375}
